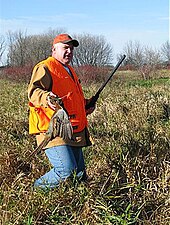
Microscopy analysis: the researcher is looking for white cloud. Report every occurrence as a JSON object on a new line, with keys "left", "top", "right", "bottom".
{"left": 158, "top": 16, "right": 170, "bottom": 21}
{"left": 0, "top": 13, "right": 89, "bottom": 35}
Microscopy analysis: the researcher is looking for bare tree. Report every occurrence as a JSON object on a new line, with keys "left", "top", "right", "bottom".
{"left": 7, "top": 28, "right": 67, "bottom": 66}
{"left": 0, "top": 35, "right": 6, "bottom": 65}
{"left": 26, "top": 34, "right": 52, "bottom": 64}
{"left": 140, "top": 47, "right": 161, "bottom": 79}
{"left": 26, "top": 28, "right": 67, "bottom": 64}
{"left": 45, "top": 27, "right": 66, "bottom": 40}
{"left": 7, "top": 30, "right": 28, "bottom": 66}
{"left": 161, "top": 41, "right": 170, "bottom": 64}
{"left": 122, "top": 40, "right": 144, "bottom": 68}
{"left": 72, "top": 33, "right": 113, "bottom": 66}
{"left": 121, "top": 40, "right": 161, "bottom": 79}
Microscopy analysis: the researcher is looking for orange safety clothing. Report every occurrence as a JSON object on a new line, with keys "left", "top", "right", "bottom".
{"left": 29, "top": 102, "right": 55, "bottom": 134}
{"left": 29, "top": 57, "right": 88, "bottom": 134}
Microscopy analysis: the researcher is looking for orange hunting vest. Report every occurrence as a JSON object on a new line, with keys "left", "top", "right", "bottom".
{"left": 29, "top": 57, "right": 88, "bottom": 134}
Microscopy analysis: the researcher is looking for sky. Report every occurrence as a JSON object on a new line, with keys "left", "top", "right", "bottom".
{"left": 0, "top": 0, "right": 169, "bottom": 62}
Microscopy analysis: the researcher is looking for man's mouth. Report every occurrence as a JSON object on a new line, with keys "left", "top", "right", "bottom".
{"left": 65, "top": 55, "right": 71, "bottom": 60}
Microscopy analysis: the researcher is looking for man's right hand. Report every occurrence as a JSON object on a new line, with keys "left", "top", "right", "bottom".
{"left": 47, "top": 92, "right": 63, "bottom": 110}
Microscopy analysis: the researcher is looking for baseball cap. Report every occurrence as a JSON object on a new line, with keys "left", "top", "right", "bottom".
{"left": 53, "top": 34, "right": 79, "bottom": 47}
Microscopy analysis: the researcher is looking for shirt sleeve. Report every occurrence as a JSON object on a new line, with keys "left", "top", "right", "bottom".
{"left": 28, "top": 63, "right": 52, "bottom": 107}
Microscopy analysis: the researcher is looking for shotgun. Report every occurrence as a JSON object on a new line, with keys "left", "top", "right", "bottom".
{"left": 85, "top": 54, "right": 126, "bottom": 109}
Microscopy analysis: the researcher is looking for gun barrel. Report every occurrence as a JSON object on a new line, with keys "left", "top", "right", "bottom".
{"left": 85, "top": 55, "right": 126, "bottom": 109}
{"left": 98, "top": 54, "right": 126, "bottom": 94}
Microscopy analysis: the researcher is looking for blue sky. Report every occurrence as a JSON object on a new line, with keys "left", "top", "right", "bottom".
{"left": 0, "top": 0, "right": 169, "bottom": 57}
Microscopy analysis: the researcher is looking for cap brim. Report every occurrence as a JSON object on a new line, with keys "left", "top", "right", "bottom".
{"left": 62, "top": 39, "right": 79, "bottom": 47}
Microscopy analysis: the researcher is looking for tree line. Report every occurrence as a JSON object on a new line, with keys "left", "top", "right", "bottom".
{"left": 0, "top": 28, "right": 114, "bottom": 67}
{"left": 0, "top": 28, "right": 169, "bottom": 77}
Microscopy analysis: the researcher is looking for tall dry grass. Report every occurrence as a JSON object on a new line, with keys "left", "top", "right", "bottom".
{"left": 0, "top": 70, "right": 170, "bottom": 224}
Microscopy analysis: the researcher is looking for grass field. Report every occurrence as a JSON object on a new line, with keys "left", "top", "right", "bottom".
{"left": 0, "top": 70, "right": 170, "bottom": 224}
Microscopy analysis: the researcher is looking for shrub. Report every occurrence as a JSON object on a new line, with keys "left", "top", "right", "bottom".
{"left": 0, "top": 64, "right": 33, "bottom": 83}
{"left": 75, "top": 65, "right": 111, "bottom": 85}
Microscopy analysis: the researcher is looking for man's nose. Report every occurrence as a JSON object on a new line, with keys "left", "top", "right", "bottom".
{"left": 67, "top": 48, "right": 73, "bottom": 53}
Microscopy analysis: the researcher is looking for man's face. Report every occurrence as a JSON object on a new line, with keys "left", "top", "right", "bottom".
{"left": 52, "top": 42, "right": 74, "bottom": 65}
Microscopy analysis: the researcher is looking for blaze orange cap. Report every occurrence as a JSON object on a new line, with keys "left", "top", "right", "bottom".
{"left": 53, "top": 34, "right": 79, "bottom": 47}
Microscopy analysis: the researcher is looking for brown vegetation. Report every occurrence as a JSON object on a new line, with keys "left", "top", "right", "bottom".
{"left": 0, "top": 69, "right": 170, "bottom": 224}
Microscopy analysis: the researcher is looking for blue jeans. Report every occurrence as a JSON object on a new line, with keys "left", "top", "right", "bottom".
{"left": 34, "top": 145, "right": 86, "bottom": 189}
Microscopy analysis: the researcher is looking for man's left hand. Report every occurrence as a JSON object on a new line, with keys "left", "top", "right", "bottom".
{"left": 86, "top": 106, "right": 95, "bottom": 115}
{"left": 85, "top": 98, "right": 96, "bottom": 115}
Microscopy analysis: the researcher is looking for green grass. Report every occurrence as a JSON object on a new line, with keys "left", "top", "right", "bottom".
{"left": 0, "top": 71, "right": 170, "bottom": 225}
{"left": 127, "top": 77, "right": 170, "bottom": 88}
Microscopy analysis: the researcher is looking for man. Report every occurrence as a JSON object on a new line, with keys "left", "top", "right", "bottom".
{"left": 28, "top": 34, "right": 95, "bottom": 189}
